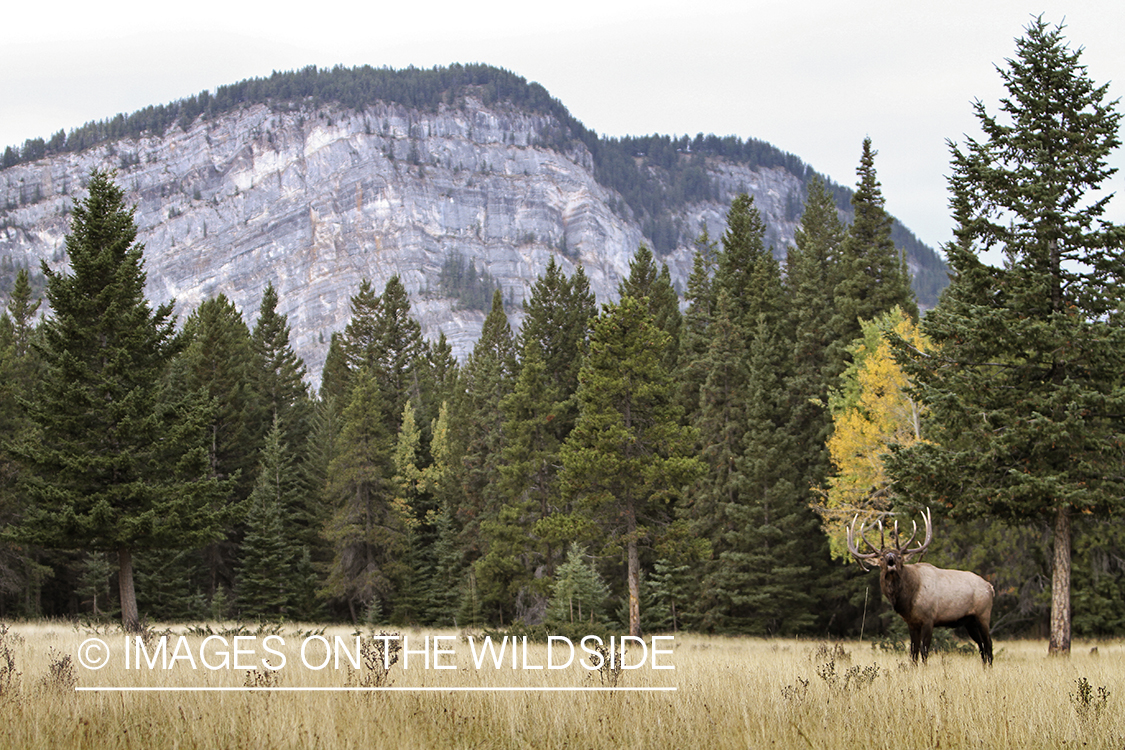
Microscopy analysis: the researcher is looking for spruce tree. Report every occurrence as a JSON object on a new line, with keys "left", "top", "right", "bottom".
{"left": 560, "top": 295, "right": 701, "bottom": 636}
{"left": 174, "top": 294, "right": 261, "bottom": 601}
{"left": 460, "top": 291, "right": 518, "bottom": 624}
{"left": 677, "top": 228, "right": 719, "bottom": 420}
{"left": 8, "top": 170, "right": 229, "bottom": 631}
{"left": 322, "top": 367, "right": 407, "bottom": 622}
{"left": 833, "top": 137, "right": 918, "bottom": 345}
{"left": 784, "top": 178, "right": 849, "bottom": 540}
{"left": 888, "top": 18, "right": 1125, "bottom": 656}
{"left": 252, "top": 282, "right": 311, "bottom": 444}
{"left": 546, "top": 543, "right": 610, "bottom": 627}
{"left": 371, "top": 276, "right": 425, "bottom": 432}
{"left": 0, "top": 269, "right": 41, "bottom": 607}
{"left": 619, "top": 244, "right": 682, "bottom": 371}
{"left": 238, "top": 417, "right": 305, "bottom": 619}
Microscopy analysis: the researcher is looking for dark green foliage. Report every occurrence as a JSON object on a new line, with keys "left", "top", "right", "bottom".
{"left": 832, "top": 137, "right": 918, "bottom": 353}
{"left": 238, "top": 417, "right": 305, "bottom": 619}
{"left": 676, "top": 228, "right": 719, "bottom": 420}
{"left": 887, "top": 18, "right": 1124, "bottom": 654}
{"left": 438, "top": 252, "right": 502, "bottom": 312}
{"left": 560, "top": 295, "right": 702, "bottom": 636}
{"left": 459, "top": 292, "right": 519, "bottom": 623}
{"left": 0, "top": 268, "right": 42, "bottom": 606}
{"left": 252, "top": 283, "right": 311, "bottom": 441}
{"left": 6, "top": 170, "right": 231, "bottom": 630}
{"left": 517, "top": 257, "right": 596, "bottom": 407}
{"left": 172, "top": 294, "right": 261, "bottom": 602}
{"left": 322, "top": 367, "right": 407, "bottom": 622}
{"left": 784, "top": 177, "right": 847, "bottom": 500}
{"left": 618, "top": 244, "right": 682, "bottom": 371}
{"left": 343, "top": 276, "right": 426, "bottom": 436}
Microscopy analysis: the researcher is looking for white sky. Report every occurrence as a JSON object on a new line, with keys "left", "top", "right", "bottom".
{"left": 2, "top": 0, "right": 1123, "bottom": 254}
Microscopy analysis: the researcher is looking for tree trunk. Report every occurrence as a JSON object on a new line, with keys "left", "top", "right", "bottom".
{"left": 626, "top": 505, "right": 641, "bottom": 638}
{"left": 118, "top": 548, "right": 141, "bottom": 634}
{"left": 1048, "top": 505, "right": 1071, "bottom": 656}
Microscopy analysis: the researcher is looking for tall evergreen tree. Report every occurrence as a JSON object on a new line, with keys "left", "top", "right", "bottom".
{"left": 888, "top": 18, "right": 1125, "bottom": 656}
{"left": 0, "top": 269, "right": 42, "bottom": 611}
{"left": 717, "top": 193, "right": 773, "bottom": 323}
{"left": 252, "top": 282, "right": 311, "bottom": 443}
{"left": 6, "top": 170, "right": 229, "bottom": 631}
{"left": 370, "top": 276, "right": 426, "bottom": 432}
{"left": 460, "top": 291, "right": 519, "bottom": 624}
{"left": 833, "top": 137, "right": 918, "bottom": 344}
{"left": 173, "top": 295, "right": 262, "bottom": 602}
{"left": 238, "top": 417, "right": 304, "bottom": 619}
{"left": 677, "top": 228, "right": 720, "bottom": 420}
{"left": 560, "top": 295, "right": 701, "bottom": 636}
{"left": 322, "top": 367, "right": 407, "bottom": 622}
{"left": 619, "top": 244, "right": 682, "bottom": 371}
{"left": 518, "top": 257, "right": 595, "bottom": 414}
{"left": 784, "top": 177, "right": 849, "bottom": 538}
{"left": 319, "top": 331, "right": 351, "bottom": 406}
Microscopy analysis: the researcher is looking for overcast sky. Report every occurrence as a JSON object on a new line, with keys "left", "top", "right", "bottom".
{"left": 2, "top": 0, "right": 1123, "bottom": 255}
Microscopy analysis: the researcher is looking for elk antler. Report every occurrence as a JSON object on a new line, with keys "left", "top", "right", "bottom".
{"left": 903, "top": 507, "right": 933, "bottom": 560}
{"left": 847, "top": 514, "right": 881, "bottom": 569}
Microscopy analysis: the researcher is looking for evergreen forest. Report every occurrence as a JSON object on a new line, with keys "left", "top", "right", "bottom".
{"left": 0, "top": 20, "right": 1122, "bottom": 651}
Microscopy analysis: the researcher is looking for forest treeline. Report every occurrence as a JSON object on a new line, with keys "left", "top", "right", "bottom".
{"left": 2, "top": 119, "right": 1123, "bottom": 640}
{"left": 0, "top": 63, "right": 948, "bottom": 307}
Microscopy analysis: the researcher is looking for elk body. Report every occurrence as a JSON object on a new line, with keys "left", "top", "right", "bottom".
{"left": 848, "top": 509, "right": 994, "bottom": 665}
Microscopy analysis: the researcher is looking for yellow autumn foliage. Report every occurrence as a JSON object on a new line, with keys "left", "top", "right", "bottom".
{"left": 816, "top": 306, "right": 930, "bottom": 558}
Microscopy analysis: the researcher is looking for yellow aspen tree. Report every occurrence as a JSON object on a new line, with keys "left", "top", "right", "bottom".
{"left": 816, "top": 306, "right": 929, "bottom": 557}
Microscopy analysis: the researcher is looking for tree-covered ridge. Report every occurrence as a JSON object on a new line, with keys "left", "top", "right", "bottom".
{"left": 1, "top": 63, "right": 947, "bottom": 305}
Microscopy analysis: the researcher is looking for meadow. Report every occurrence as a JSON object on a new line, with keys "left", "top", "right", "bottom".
{"left": 0, "top": 621, "right": 1121, "bottom": 749}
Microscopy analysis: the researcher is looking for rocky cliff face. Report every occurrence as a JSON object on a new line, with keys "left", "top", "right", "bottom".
{"left": 2, "top": 97, "right": 822, "bottom": 384}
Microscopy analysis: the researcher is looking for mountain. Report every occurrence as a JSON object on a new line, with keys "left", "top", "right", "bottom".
{"left": 0, "top": 65, "right": 947, "bottom": 384}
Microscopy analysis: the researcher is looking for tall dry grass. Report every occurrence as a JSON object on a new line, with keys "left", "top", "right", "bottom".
{"left": 0, "top": 621, "right": 1121, "bottom": 749}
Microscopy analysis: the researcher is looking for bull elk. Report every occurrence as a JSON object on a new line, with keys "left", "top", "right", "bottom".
{"left": 847, "top": 508, "right": 994, "bottom": 665}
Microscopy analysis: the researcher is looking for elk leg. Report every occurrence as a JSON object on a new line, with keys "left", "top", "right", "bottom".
{"left": 908, "top": 623, "right": 923, "bottom": 663}
{"left": 964, "top": 618, "right": 993, "bottom": 666}
{"left": 919, "top": 623, "right": 934, "bottom": 663}
{"left": 976, "top": 619, "right": 994, "bottom": 666}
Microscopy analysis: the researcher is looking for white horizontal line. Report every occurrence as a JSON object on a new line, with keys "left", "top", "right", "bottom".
{"left": 76, "top": 686, "right": 677, "bottom": 693}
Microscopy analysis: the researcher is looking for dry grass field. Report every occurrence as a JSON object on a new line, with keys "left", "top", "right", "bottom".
{"left": 0, "top": 621, "right": 1122, "bottom": 749}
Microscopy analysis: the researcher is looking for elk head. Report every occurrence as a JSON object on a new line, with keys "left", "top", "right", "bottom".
{"left": 846, "top": 507, "right": 932, "bottom": 574}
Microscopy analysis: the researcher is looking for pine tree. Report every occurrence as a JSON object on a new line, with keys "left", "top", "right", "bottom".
{"left": 677, "top": 228, "right": 719, "bottom": 420}
{"left": 7, "top": 170, "right": 230, "bottom": 631}
{"left": 560, "top": 295, "right": 702, "bottom": 636}
{"left": 370, "top": 276, "right": 426, "bottom": 432}
{"left": 833, "top": 137, "right": 918, "bottom": 346}
{"left": 0, "top": 268, "right": 42, "bottom": 608}
{"left": 785, "top": 178, "right": 848, "bottom": 492}
{"left": 322, "top": 367, "right": 408, "bottom": 622}
{"left": 238, "top": 417, "right": 304, "bottom": 619}
{"left": 887, "top": 18, "right": 1125, "bottom": 656}
{"left": 619, "top": 244, "right": 682, "bottom": 371}
{"left": 460, "top": 291, "right": 519, "bottom": 624}
{"left": 518, "top": 256, "right": 596, "bottom": 425}
{"left": 174, "top": 294, "right": 261, "bottom": 601}
{"left": 319, "top": 332, "right": 351, "bottom": 405}
{"left": 252, "top": 282, "right": 311, "bottom": 445}
{"left": 717, "top": 193, "right": 772, "bottom": 323}
{"left": 546, "top": 543, "right": 610, "bottom": 627}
